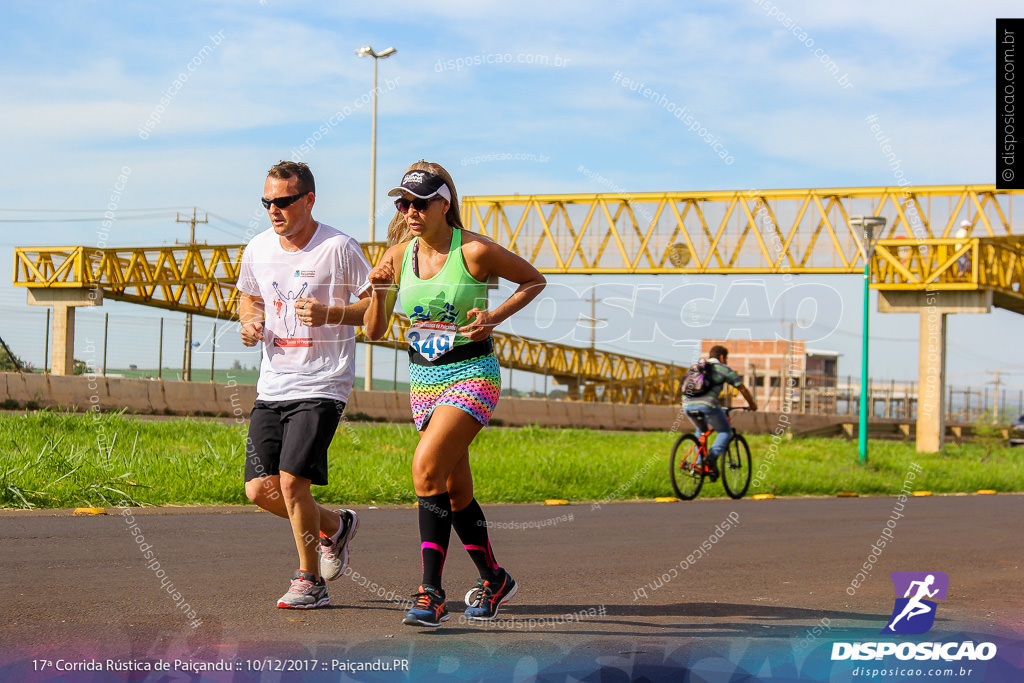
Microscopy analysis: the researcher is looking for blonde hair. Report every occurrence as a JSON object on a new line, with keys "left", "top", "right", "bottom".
{"left": 386, "top": 160, "right": 464, "bottom": 245}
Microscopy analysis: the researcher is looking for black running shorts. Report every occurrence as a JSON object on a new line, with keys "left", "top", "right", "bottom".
{"left": 244, "top": 399, "right": 346, "bottom": 486}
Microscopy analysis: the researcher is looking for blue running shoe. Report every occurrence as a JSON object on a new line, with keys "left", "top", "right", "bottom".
{"left": 403, "top": 585, "right": 450, "bottom": 627}
{"left": 464, "top": 570, "right": 518, "bottom": 621}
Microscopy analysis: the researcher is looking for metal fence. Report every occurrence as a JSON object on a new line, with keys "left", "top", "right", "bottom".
{"left": 754, "top": 373, "right": 1024, "bottom": 423}
{"left": 6, "top": 305, "right": 1023, "bottom": 422}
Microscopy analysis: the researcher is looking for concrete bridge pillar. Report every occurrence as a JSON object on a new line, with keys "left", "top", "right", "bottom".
{"left": 26, "top": 288, "right": 102, "bottom": 375}
{"left": 916, "top": 311, "right": 946, "bottom": 452}
{"left": 879, "top": 289, "right": 991, "bottom": 453}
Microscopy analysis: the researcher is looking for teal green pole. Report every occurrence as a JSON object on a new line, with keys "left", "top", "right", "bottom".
{"left": 859, "top": 260, "right": 870, "bottom": 463}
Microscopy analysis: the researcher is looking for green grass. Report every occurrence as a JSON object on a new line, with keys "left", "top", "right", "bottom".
{"left": 739, "top": 437, "right": 1024, "bottom": 497}
{"left": 0, "top": 411, "right": 1021, "bottom": 509}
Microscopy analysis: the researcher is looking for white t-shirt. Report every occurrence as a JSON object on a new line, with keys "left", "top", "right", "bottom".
{"left": 236, "top": 223, "right": 371, "bottom": 402}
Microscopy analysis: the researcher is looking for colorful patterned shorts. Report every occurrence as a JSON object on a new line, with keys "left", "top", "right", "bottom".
{"left": 409, "top": 352, "right": 501, "bottom": 430}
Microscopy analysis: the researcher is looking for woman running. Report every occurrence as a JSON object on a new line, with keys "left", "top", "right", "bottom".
{"left": 364, "top": 161, "right": 546, "bottom": 627}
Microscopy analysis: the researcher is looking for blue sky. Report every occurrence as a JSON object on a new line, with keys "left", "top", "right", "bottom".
{"left": 1, "top": 1, "right": 1022, "bottom": 397}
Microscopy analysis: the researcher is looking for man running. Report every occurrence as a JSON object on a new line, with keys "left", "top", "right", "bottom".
{"left": 238, "top": 160, "right": 371, "bottom": 608}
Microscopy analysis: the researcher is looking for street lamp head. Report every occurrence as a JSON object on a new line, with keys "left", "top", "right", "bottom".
{"left": 850, "top": 215, "right": 887, "bottom": 240}
{"left": 355, "top": 45, "right": 397, "bottom": 59}
{"left": 850, "top": 215, "right": 887, "bottom": 259}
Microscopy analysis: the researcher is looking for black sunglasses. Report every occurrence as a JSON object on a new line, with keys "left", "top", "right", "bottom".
{"left": 261, "top": 192, "right": 308, "bottom": 210}
{"left": 394, "top": 196, "right": 442, "bottom": 214}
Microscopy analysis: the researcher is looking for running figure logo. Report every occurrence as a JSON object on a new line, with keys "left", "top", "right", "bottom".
{"left": 882, "top": 571, "right": 949, "bottom": 635}
{"left": 271, "top": 281, "right": 309, "bottom": 338}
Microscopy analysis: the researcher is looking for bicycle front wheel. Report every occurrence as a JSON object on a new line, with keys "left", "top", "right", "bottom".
{"left": 721, "top": 434, "right": 752, "bottom": 499}
{"left": 670, "top": 434, "right": 705, "bottom": 500}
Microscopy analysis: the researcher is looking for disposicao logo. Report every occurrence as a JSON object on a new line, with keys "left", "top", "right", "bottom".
{"left": 882, "top": 571, "right": 948, "bottom": 635}
{"left": 831, "top": 571, "right": 997, "bottom": 663}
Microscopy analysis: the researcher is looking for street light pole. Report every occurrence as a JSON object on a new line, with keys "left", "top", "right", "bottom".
{"left": 356, "top": 45, "right": 396, "bottom": 392}
{"left": 850, "top": 216, "right": 886, "bottom": 464}
{"left": 860, "top": 247, "right": 870, "bottom": 461}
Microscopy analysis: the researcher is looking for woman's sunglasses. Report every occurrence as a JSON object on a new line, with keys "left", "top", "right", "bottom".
{"left": 261, "top": 192, "right": 308, "bottom": 210}
{"left": 394, "top": 196, "right": 443, "bottom": 214}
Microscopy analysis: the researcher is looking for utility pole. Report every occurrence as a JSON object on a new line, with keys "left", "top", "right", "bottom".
{"left": 176, "top": 208, "right": 208, "bottom": 382}
{"left": 789, "top": 321, "right": 798, "bottom": 414}
{"left": 579, "top": 286, "right": 606, "bottom": 350}
{"left": 589, "top": 288, "right": 597, "bottom": 349}
{"left": 786, "top": 320, "right": 794, "bottom": 378}
{"left": 44, "top": 309, "right": 50, "bottom": 373}
{"left": 986, "top": 370, "right": 1003, "bottom": 423}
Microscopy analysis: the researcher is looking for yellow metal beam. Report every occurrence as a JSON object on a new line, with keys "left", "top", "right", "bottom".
{"left": 369, "top": 314, "right": 685, "bottom": 403}
{"left": 13, "top": 185, "right": 1024, "bottom": 401}
{"left": 12, "top": 244, "right": 686, "bottom": 402}
{"left": 463, "top": 185, "right": 1023, "bottom": 274}
{"left": 14, "top": 245, "right": 245, "bottom": 317}
{"left": 872, "top": 236, "right": 1024, "bottom": 313}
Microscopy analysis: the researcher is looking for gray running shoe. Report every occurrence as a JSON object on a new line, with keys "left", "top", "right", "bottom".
{"left": 319, "top": 509, "right": 359, "bottom": 581}
{"left": 276, "top": 570, "right": 329, "bottom": 609}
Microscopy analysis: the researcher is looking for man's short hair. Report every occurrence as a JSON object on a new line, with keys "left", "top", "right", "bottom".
{"left": 708, "top": 344, "right": 729, "bottom": 361}
{"left": 268, "top": 161, "right": 315, "bottom": 195}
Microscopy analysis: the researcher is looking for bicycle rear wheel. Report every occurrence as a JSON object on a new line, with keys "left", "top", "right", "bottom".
{"left": 721, "top": 434, "right": 752, "bottom": 499}
{"left": 670, "top": 434, "right": 704, "bottom": 500}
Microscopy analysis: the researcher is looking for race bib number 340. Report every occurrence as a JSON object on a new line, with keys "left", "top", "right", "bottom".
{"left": 407, "top": 321, "right": 458, "bottom": 361}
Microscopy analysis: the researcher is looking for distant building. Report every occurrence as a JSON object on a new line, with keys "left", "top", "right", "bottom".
{"left": 699, "top": 339, "right": 839, "bottom": 413}
{"left": 805, "top": 349, "right": 839, "bottom": 388}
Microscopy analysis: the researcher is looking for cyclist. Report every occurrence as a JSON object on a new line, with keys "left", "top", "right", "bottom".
{"left": 682, "top": 345, "right": 757, "bottom": 476}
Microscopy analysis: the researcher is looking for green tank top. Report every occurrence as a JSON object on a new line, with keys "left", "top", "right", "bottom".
{"left": 400, "top": 228, "right": 489, "bottom": 347}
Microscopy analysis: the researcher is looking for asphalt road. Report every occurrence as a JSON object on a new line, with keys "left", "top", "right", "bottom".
{"left": 1, "top": 496, "right": 1021, "bottom": 682}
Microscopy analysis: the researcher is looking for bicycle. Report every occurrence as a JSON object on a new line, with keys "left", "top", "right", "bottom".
{"left": 669, "top": 406, "right": 752, "bottom": 500}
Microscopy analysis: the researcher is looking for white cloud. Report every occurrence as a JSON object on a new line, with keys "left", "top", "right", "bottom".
{"left": 1, "top": 1, "right": 1021, "bottom": 381}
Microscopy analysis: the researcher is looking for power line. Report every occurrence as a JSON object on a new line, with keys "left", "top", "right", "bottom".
{"left": 0, "top": 206, "right": 201, "bottom": 212}
{"left": 821, "top": 327, "right": 918, "bottom": 342}
{"left": 205, "top": 210, "right": 259, "bottom": 233}
{"left": 0, "top": 213, "right": 175, "bottom": 223}
{"left": 0, "top": 210, "right": 251, "bottom": 242}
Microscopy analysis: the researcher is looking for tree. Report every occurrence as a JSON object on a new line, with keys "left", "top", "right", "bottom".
{"left": 0, "top": 337, "right": 27, "bottom": 372}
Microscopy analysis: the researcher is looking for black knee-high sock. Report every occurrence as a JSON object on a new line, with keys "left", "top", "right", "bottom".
{"left": 418, "top": 493, "right": 452, "bottom": 590}
{"left": 452, "top": 498, "right": 502, "bottom": 582}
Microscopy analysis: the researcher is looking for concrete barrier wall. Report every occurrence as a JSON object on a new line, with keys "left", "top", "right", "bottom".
{"left": 0, "top": 372, "right": 874, "bottom": 434}
{"left": 0, "top": 372, "right": 257, "bottom": 418}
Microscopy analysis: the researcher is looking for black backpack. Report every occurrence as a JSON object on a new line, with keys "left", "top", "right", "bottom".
{"left": 681, "top": 359, "right": 715, "bottom": 397}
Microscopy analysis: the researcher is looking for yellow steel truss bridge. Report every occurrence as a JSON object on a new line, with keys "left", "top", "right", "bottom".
{"left": 13, "top": 184, "right": 1024, "bottom": 401}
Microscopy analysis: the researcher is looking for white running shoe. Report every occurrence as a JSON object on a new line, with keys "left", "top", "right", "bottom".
{"left": 277, "top": 570, "right": 329, "bottom": 609}
{"left": 319, "top": 509, "right": 359, "bottom": 581}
